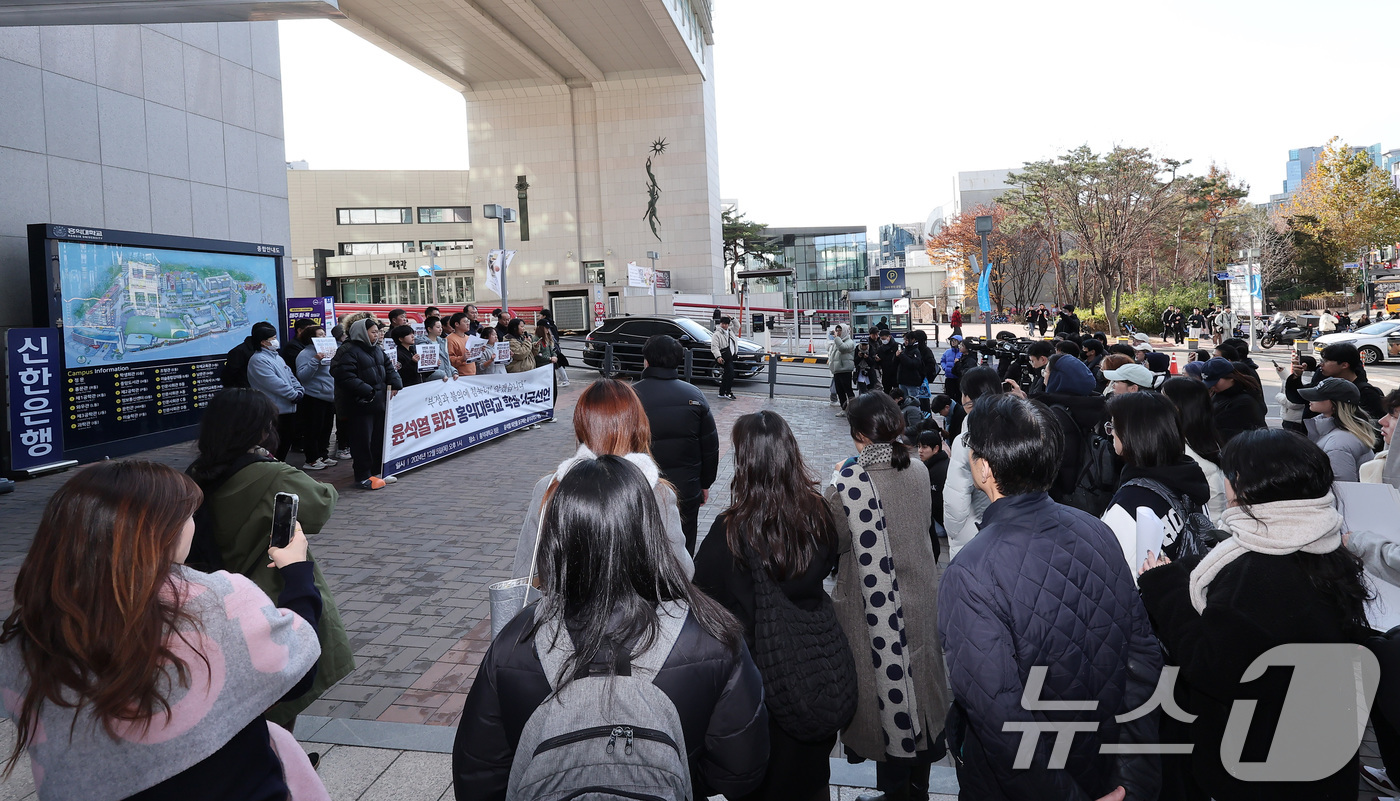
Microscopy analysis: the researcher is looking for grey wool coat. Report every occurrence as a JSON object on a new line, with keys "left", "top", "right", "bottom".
{"left": 825, "top": 453, "right": 952, "bottom": 761}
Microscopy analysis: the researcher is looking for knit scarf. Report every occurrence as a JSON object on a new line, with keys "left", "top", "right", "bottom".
{"left": 831, "top": 443, "right": 923, "bottom": 758}
{"left": 1188, "top": 493, "right": 1344, "bottom": 613}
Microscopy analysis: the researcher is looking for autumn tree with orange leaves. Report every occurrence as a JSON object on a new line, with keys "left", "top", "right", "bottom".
{"left": 926, "top": 205, "right": 1052, "bottom": 313}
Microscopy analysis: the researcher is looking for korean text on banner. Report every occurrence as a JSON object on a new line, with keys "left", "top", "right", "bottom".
{"left": 7, "top": 328, "right": 64, "bottom": 471}
{"left": 627, "top": 261, "right": 655, "bottom": 294}
{"left": 381, "top": 365, "right": 555, "bottom": 476}
{"left": 416, "top": 343, "right": 439, "bottom": 371}
{"left": 312, "top": 336, "right": 337, "bottom": 360}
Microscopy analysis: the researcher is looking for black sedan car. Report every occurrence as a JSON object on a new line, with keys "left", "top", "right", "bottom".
{"left": 582, "top": 316, "right": 767, "bottom": 383}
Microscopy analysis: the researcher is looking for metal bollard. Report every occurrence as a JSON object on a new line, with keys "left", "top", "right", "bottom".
{"left": 768, "top": 353, "right": 778, "bottom": 399}
{"left": 683, "top": 347, "right": 694, "bottom": 383}
{"left": 602, "top": 342, "right": 614, "bottom": 376}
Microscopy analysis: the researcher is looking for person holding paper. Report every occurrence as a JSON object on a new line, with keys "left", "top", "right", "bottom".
{"left": 391, "top": 324, "right": 422, "bottom": 387}
{"left": 1137, "top": 429, "right": 1373, "bottom": 801}
{"left": 477, "top": 327, "right": 507, "bottom": 375}
{"left": 1099, "top": 392, "right": 1211, "bottom": 571}
{"left": 446, "top": 312, "right": 477, "bottom": 376}
{"left": 422, "top": 315, "right": 452, "bottom": 381}
{"left": 504, "top": 318, "right": 535, "bottom": 375}
{"left": 294, "top": 325, "right": 339, "bottom": 470}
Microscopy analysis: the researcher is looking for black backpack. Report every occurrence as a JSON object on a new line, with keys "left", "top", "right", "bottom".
{"left": 1120, "top": 477, "right": 1221, "bottom": 561}
{"left": 1051, "top": 406, "right": 1120, "bottom": 517}
{"left": 218, "top": 341, "right": 254, "bottom": 388}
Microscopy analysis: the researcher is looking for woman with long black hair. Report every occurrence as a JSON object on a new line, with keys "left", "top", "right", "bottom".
{"left": 1160, "top": 377, "right": 1227, "bottom": 520}
{"left": 826, "top": 392, "right": 949, "bottom": 801}
{"left": 454, "top": 455, "right": 769, "bottom": 800}
{"left": 1138, "top": 429, "right": 1373, "bottom": 801}
{"left": 1200, "top": 358, "right": 1266, "bottom": 442}
{"left": 693, "top": 411, "right": 847, "bottom": 801}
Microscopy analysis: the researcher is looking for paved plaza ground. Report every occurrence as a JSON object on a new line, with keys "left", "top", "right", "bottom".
{"left": 0, "top": 361, "right": 1389, "bottom": 800}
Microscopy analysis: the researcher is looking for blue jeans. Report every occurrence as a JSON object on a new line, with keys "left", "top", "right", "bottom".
{"left": 901, "top": 383, "right": 922, "bottom": 402}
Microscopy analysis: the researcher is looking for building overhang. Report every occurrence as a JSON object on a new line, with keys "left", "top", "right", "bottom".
{"left": 0, "top": 0, "right": 344, "bottom": 26}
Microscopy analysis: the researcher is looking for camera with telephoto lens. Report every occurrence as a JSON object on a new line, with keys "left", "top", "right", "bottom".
{"left": 964, "top": 335, "right": 1038, "bottom": 391}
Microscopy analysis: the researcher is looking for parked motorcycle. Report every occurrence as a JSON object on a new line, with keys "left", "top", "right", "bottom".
{"left": 1258, "top": 315, "right": 1315, "bottom": 349}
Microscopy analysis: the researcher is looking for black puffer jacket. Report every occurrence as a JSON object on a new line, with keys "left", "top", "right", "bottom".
{"left": 330, "top": 338, "right": 402, "bottom": 416}
{"left": 1035, "top": 391, "right": 1109, "bottom": 502}
{"left": 897, "top": 345, "right": 925, "bottom": 386}
{"left": 632, "top": 367, "right": 720, "bottom": 502}
{"left": 452, "top": 607, "right": 769, "bottom": 801}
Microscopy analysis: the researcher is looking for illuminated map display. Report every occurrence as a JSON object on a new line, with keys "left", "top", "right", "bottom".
{"left": 58, "top": 241, "right": 280, "bottom": 369}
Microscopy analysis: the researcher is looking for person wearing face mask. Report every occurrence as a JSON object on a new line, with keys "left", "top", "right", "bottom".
{"left": 246, "top": 320, "right": 305, "bottom": 461}
{"left": 330, "top": 318, "right": 403, "bottom": 490}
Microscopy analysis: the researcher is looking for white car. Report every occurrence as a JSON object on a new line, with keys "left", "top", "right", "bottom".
{"left": 1311, "top": 320, "right": 1400, "bottom": 364}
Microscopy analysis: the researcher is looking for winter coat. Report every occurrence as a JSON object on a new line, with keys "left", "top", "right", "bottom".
{"left": 506, "top": 335, "right": 535, "bottom": 374}
{"left": 939, "top": 492, "right": 1163, "bottom": 801}
{"left": 248, "top": 347, "right": 304, "bottom": 414}
{"left": 330, "top": 331, "right": 402, "bottom": 417}
{"left": 1305, "top": 415, "right": 1375, "bottom": 483}
{"left": 897, "top": 346, "right": 924, "bottom": 386}
{"left": 396, "top": 342, "right": 422, "bottom": 387}
{"left": 1100, "top": 459, "right": 1211, "bottom": 570}
{"left": 828, "top": 334, "right": 856, "bottom": 374}
{"left": 452, "top": 606, "right": 770, "bottom": 801}
{"left": 1054, "top": 311, "right": 1081, "bottom": 336}
{"left": 1184, "top": 444, "right": 1227, "bottom": 521}
{"left": 632, "top": 367, "right": 720, "bottom": 502}
{"left": 294, "top": 347, "right": 336, "bottom": 404}
{"left": 1139, "top": 551, "right": 1366, "bottom": 801}
{"left": 950, "top": 309, "right": 963, "bottom": 328}
{"left": 944, "top": 422, "right": 990, "bottom": 558}
{"left": 195, "top": 459, "right": 353, "bottom": 727}
{"left": 280, "top": 339, "right": 306, "bottom": 372}
{"left": 1211, "top": 383, "right": 1265, "bottom": 442}
{"left": 692, "top": 512, "right": 838, "bottom": 651}
{"left": 924, "top": 450, "right": 950, "bottom": 528}
{"left": 825, "top": 453, "right": 950, "bottom": 760}
{"left": 874, "top": 340, "right": 900, "bottom": 382}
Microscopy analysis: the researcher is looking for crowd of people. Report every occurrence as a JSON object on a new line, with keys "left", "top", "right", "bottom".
{"left": 220, "top": 303, "right": 569, "bottom": 490}
{"left": 3, "top": 313, "right": 1400, "bottom": 800}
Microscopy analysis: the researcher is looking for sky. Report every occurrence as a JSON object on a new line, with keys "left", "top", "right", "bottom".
{"left": 279, "top": 0, "right": 1400, "bottom": 238}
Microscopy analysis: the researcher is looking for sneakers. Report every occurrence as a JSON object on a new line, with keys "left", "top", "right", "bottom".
{"left": 359, "top": 477, "right": 386, "bottom": 490}
{"left": 334, "top": 448, "right": 352, "bottom": 460}
{"left": 380, "top": 475, "right": 398, "bottom": 484}
{"left": 321, "top": 457, "right": 339, "bottom": 466}
{"left": 526, "top": 423, "right": 542, "bottom": 430}
{"left": 720, "top": 393, "right": 737, "bottom": 400}
{"left": 1362, "top": 766, "right": 1397, "bottom": 795}
{"left": 303, "top": 458, "right": 329, "bottom": 471}
{"left": 559, "top": 376, "right": 571, "bottom": 386}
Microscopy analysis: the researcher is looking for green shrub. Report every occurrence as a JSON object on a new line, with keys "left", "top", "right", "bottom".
{"left": 1083, "top": 284, "right": 1215, "bottom": 334}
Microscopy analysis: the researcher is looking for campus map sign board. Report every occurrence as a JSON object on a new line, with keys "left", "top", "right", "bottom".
{"left": 381, "top": 366, "right": 554, "bottom": 477}
{"left": 26, "top": 224, "right": 286, "bottom": 463}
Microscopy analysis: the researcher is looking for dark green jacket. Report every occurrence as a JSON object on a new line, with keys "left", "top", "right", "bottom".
{"left": 207, "top": 460, "right": 354, "bottom": 726}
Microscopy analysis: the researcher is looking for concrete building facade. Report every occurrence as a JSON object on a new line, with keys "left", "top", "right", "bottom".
{"left": 0, "top": 21, "right": 294, "bottom": 329}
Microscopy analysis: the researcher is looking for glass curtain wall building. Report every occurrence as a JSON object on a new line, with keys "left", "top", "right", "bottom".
{"left": 765, "top": 226, "right": 869, "bottom": 311}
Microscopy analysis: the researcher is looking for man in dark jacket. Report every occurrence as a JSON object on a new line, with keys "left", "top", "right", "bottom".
{"left": 874, "top": 330, "right": 900, "bottom": 394}
{"left": 633, "top": 335, "right": 720, "bottom": 553}
{"left": 330, "top": 318, "right": 403, "bottom": 489}
{"left": 1053, "top": 304, "right": 1081, "bottom": 337}
{"left": 1319, "top": 342, "right": 1387, "bottom": 420}
{"left": 939, "top": 395, "right": 1163, "bottom": 801}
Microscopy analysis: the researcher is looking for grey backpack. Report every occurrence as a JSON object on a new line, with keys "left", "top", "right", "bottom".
{"left": 505, "top": 601, "right": 693, "bottom": 801}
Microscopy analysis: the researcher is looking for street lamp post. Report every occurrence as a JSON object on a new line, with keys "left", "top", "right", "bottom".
{"left": 482, "top": 204, "right": 517, "bottom": 313}
{"left": 647, "top": 250, "right": 660, "bottom": 315}
{"left": 975, "top": 214, "right": 993, "bottom": 341}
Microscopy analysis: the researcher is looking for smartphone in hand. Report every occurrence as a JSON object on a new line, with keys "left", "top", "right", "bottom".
{"left": 270, "top": 492, "right": 299, "bottom": 549}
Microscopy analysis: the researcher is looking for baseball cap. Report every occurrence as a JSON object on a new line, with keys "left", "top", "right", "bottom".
{"left": 1133, "top": 342, "right": 1153, "bottom": 352}
{"left": 1200, "top": 357, "right": 1236, "bottom": 387}
{"left": 1183, "top": 361, "right": 1207, "bottom": 379}
{"left": 1298, "top": 377, "right": 1361, "bottom": 404}
{"left": 1102, "top": 363, "right": 1157, "bottom": 388}
{"left": 1133, "top": 332, "right": 1151, "bottom": 344}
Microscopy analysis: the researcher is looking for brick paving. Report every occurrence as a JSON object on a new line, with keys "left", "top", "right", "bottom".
{"left": 0, "top": 371, "right": 859, "bottom": 728}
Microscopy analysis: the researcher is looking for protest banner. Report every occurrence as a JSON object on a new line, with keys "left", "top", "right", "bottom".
{"left": 416, "top": 343, "right": 439, "bottom": 371}
{"left": 496, "top": 341, "right": 512, "bottom": 366}
{"left": 381, "top": 365, "right": 554, "bottom": 476}
{"left": 467, "top": 335, "right": 487, "bottom": 362}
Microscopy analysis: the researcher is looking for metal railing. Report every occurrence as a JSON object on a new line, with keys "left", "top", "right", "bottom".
{"left": 556, "top": 335, "right": 953, "bottom": 402}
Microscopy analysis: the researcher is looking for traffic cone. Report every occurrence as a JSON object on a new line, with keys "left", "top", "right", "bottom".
{"left": 1170, "top": 354, "right": 1179, "bottom": 375}
{"left": 808, "top": 339, "right": 814, "bottom": 354}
